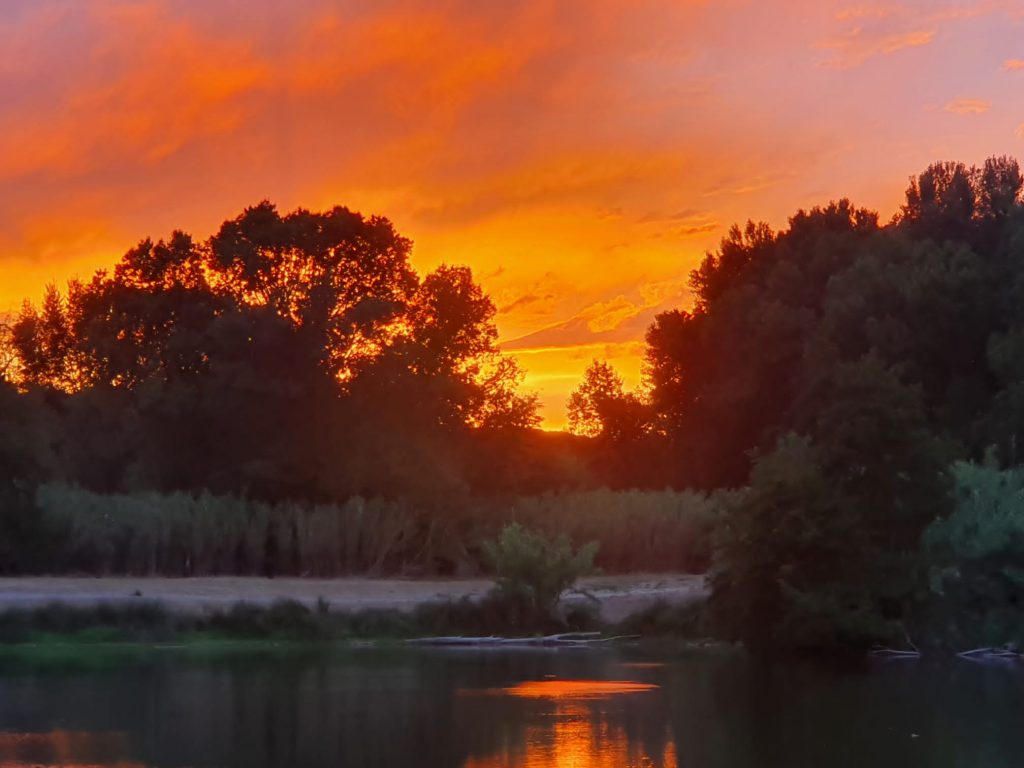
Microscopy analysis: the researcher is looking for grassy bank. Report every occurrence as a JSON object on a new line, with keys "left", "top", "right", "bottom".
{"left": 0, "top": 597, "right": 607, "bottom": 646}
{"left": 0, "top": 597, "right": 713, "bottom": 648}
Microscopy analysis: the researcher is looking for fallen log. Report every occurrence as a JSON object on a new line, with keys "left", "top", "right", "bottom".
{"left": 957, "top": 646, "right": 1020, "bottom": 660}
{"left": 869, "top": 648, "right": 921, "bottom": 659}
{"left": 406, "top": 631, "right": 638, "bottom": 647}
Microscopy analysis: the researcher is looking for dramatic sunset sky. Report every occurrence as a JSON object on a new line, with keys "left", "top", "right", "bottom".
{"left": 2, "top": 0, "right": 1022, "bottom": 426}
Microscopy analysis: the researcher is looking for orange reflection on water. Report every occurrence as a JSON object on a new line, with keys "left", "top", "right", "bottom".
{"left": 464, "top": 679, "right": 675, "bottom": 768}
{"left": 0, "top": 730, "right": 143, "bottom": 768}
{"left": 503, "top": 680, "right": 658, "bottom": 699}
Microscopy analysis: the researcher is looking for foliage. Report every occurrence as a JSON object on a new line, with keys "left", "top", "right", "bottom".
{"left": 710, "top": 357, "right": 951, "bottom": 653}
{"left": 500, "top": 488, "right": 718, "bottom": 573}
{"left": 709, "top": 435, "right": 890, "bottom": 652}
{"left": 613, "top": 600, "right": 707, "bottom": 638}
{"left": 4, "top": 158, "right": 1024, "bottom": 656}
{"left": 567, "top": 360, "right": 648, "bottom": 441}
{"left": 31, "top": 485, "right": 707, "bottom": 577}
{"left": 481, "top": 523, "right": 598, "bottom": 630}
{"left": 36, "top": 485, "right": 419, "bottom": 576}
{"left": 920, "top": 461, "right": 1024, "bottom": 648}
{"left": 0, "top": 596, "right": 602, "bottom": 644}
{"left": 9, "top": 202, "right": 539, "bottom": 502}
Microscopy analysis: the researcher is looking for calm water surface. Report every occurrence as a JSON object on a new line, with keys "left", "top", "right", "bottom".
{"left": 0, "top": 646, "right": 1020, "bottom": 767}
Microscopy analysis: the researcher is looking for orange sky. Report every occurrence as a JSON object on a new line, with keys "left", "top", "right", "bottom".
{"left": 2, "top": 0, "right": 1023, "bottom": 427}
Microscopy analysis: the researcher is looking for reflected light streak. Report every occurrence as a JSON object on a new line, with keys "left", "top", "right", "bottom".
{"left": 503, "top": 680, "right": 658, "bottom": 699}
{"left": 0, "top": 730, "right": 143, "bottom": 768}
{"left": 463, "top": 679, "right": 675, "bottom": 768}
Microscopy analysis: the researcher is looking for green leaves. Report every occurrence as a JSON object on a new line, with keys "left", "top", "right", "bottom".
{"left": 482, "top": 523, "right": 598, "bottom": 630}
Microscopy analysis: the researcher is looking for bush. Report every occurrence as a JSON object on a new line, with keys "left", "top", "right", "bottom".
{"left": 482, "top": 523, "right": 597, "bottom": 630}
{"left": 920, "top": 461, "right": 1024, "bottom": 648}
{"left": 614, "top": 600, "right": 707, "bottom": 638}
{"left": 500, "top": 489, "right": 718, "bottom": 573}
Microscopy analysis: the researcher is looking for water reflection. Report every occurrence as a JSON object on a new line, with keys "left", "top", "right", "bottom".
{"left": 498, "top": 680, "right": 659, "bottom": 699}
{"left": 0, "top": 729, "right": 143, "bottom": 767}
{"left": 463, "top": 678, "right": 670, "bottom": 767}
{"left": 0, "top": 649, "right": 1020, "bottom": 767}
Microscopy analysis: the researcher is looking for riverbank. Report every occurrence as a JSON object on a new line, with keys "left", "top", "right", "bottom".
{"left": 0, "top": 574, "right": 707, "bottom": 625}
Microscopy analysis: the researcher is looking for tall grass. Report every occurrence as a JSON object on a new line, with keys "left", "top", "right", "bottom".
{"left": 498, "top": 489, "right": 719, "bottom": 573}
{"left": 33, "top": 484, "right": 719, "bottom": 576}
{"left": 37, "top": 485, "right": 418, "bottom": 576}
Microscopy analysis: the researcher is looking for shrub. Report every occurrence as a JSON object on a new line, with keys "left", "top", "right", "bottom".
{"left": 482, "top": 523, "right": 597, "bottom": 630}
{"left": 920, "top": 461, "right": 1024, "bottom": 648}
{"left": 488, "top": 489, "right": 718, "bottom": 573}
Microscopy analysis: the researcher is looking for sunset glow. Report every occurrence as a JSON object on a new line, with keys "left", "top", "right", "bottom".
{"left": 2, "top": 1, "right": 1023, "bottom": 426}
{"left": 498, "top": 679, "right": 658, "bottom": 699}
{"left": 462, "top": 681, "right": 671, "bottom": 768}
{"left": 463, "top": 702, "right": 678, "bottom": 768}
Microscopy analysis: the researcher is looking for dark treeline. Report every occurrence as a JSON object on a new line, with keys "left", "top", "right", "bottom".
{"left": 4, "top": 202, "right": 551, "bottom": 500}
{"left": 571, "top": 155, "right": 1024, "bottom": 651}
{"left": 0, "top": 201, "right": 707, "bottom": 576}
{"left": 3, "top": 157, "right": 1024, "bottom": 651}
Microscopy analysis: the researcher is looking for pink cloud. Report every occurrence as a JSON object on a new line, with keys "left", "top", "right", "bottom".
{"left": 817, "top": 27, "right": 935, "bottom": 69}
{"left": 944, "top": 98, "right": 992, "bottom": 114}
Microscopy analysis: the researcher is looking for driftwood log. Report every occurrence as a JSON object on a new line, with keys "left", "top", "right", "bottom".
{"left": 406, "top": 631, "right": 639, "bottom": 647}
{"left": 957, "top": 646, "right": 1020, "bottom": 660}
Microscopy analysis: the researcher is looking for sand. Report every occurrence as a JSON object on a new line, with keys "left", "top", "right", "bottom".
{"left": 0, "top": 573, "right": 708, "bottom": 624}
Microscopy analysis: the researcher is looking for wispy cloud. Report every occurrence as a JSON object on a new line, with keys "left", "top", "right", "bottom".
{"left": 674, "top": 220, "right": 719, "bottom": 237}
{"left": 944, "top": 98, "right": 992, "bottom": 114}
{"left": 580, "top": 295, "right": 645, "bottom": 333}
{"left": 504, "top": 277, "right": 689, "bottom": 350}
{"left": 636, "top": 208, "right": 704, "bottom": 224}
{"left": 2, "top": 0, "right": 1022, "bottom": 426}
{"left": 499, "top": 292, "right": 555, "bottom": 314}
{"left": 816, "top": 27, "right": 934, "bottom": 69}
{"left": 701, "top": 172, "right": 796, "bottom": 198}
{"left": 835, "top": 5, "right": 900, "bottom": 22}
{"left": 816, "top": 1, "right": 1007, "bottom": 70}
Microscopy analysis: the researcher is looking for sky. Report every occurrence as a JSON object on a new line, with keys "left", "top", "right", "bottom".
{"left": 1, "top": 0, "right": 1023, "bottom": 428}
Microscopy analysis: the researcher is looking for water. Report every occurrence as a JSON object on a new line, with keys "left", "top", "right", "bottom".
{"left": 0, "top": 646, "right": 1021, "bottom": 767}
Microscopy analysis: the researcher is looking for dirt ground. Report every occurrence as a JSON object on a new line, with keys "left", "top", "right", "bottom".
{"left": 0, "top": 573, "right": 708, "bottom": 624}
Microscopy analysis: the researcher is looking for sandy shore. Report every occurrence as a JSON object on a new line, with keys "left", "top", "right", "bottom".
{"left": 0, "top": 574, "right": 707, "bottom": 624}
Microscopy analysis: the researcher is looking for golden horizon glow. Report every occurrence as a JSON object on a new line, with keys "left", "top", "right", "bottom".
{"left": 2, "top": 1, "right": 1022, "bottom": 427}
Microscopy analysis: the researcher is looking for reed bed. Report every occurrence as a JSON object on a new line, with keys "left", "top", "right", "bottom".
{"left": 33, "top": 484, "right": 719, "bottom": 576}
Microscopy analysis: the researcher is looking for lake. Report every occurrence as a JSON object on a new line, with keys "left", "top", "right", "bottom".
{"left": 0, "top": 646, "right": 1020, "bottom": 767}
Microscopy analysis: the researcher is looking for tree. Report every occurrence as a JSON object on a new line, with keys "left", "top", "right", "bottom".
{"left": 900, "top": 161, "right": 976, "bottom": 240}
{"left": 975, "top": 156, "right": 1023, "bottom": 222}
{"left": 11, "top": 284, "right": 79, "bottom": 391}
{"left": 9, "top": 201, "right": 541, "bottom": 500}
{"left": 711, "top": 356, "right": 952, "bottom": 652}
{"left": 0, "top": 319, "right": 19, "bottom": 384}
{"left": 921, "top": 461, "right": 1024, "bottom": 649}
{"left": 0, "top": 381, "right": 54, "bottom": 571}
{"left": 567, "top": 360, "right": 647, "bottom": 440}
